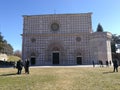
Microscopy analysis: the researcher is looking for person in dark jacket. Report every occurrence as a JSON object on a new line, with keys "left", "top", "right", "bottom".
{"left": 113, "top": 59, "right": 118, "bottom": 72}
{"left": 24, "top": 59, "right": 30, "bottom": 74}
{"left": 16, "top": 60, "right": 23, "bottom": 74}
{"left": 92, "top": 60, "right": 95, "bottom": 67}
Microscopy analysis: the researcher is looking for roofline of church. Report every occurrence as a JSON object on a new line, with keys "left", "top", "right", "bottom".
{"left": 22, "top": 12, "right": 92, "bottom": 17}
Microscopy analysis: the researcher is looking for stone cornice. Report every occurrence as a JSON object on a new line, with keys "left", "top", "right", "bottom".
{"left": 90, "top": 32, "right": 112, "bottom": 40}
{"left": 21, "top": 33, "right": 90, "bottom": 37}
{"left": 23, "top": 12, "right": 92, "bottom": 17}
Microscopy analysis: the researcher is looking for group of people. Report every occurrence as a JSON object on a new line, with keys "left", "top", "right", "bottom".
{"left": 15, "top": 58, "right": 119, "bottom": 74}
{"left": 92, "top": 60, "right": 111, "bottom": 68}
{"left": 16, "top": 59, "right": 30, "bottom": 74}
{"left": 92, "top": 59, "right": 119, "bottom": 72}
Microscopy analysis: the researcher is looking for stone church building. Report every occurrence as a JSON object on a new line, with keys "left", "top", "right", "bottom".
{"left": 22, "top": 12, "right": 112, "bottom": 65}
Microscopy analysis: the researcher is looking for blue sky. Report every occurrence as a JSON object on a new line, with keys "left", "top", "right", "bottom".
{"left": 0, "top": 0, "right": 120, "bottom": 51}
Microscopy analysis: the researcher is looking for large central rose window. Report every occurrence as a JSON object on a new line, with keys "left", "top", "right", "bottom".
{"left": 51, "top": 23, "right": 59, "bottom": 31}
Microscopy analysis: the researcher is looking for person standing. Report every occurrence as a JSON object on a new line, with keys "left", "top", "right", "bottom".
{"left": 24, "top": 59, "right": 30, "bottom": 74}
{"left": 109, "top": 61, "right": 111, "bottom": 66}
{"left": 92, "top": 60, "right": 95, "bottom": 67}
{"left": 106, "top": 61, "right": 109, "bottom": 67}
{"left": 113, "top": 59, "right": 118, "bottom": 72}
{"left": 16, "top": 60, "right": 23, "bottom": 74}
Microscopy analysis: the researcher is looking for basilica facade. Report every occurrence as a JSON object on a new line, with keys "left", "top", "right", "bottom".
{"left": 22, "top": 13, "right": 112, "bottom": 65}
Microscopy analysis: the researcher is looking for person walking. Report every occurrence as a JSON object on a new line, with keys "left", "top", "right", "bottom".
{"left": 24, "top": 59, "right": 30, "bottom": 74}
{"left": 113, "top": 59, "right": 119, "bottom": 72}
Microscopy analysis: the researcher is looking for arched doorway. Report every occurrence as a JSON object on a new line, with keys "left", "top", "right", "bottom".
{"left": 47, "top": 41, "right": 64, "bottom": 65}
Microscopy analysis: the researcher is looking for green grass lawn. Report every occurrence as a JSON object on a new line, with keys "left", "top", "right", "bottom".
{"left": 0, "top": 67, "right": 120, "bottom": 90}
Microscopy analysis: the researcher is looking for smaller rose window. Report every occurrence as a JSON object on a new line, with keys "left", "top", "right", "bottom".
{"left": 31, "top": 38, "right": 36, "bottom": 43}
{"left": 76, "top": 37, "right": 81, "bottom": 42}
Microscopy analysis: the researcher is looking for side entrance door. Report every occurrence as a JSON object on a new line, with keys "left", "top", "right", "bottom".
{"left": 77, "top": 57, "right": 82, "bottom": 65}
{"left": 30, "top": 57, "right": 36, "bottom": 65}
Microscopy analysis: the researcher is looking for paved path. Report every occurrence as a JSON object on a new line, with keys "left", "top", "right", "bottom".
{"left": 30, "top": 65, "right": 103, "bottom": 68}
{"left": 0, "top": 65, "right": 111, "bottom": 68}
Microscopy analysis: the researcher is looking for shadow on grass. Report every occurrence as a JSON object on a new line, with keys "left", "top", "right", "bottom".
{"left": 103, "top": 71, "right": 115, "bottom": 74}
{"left": 0, "top": 73, "right": 17, "bottom": 76}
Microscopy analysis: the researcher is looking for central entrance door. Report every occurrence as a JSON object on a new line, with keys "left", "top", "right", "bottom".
{"left": 53, "top": 52, "right": 59, "bottom": 64}
{"left": 30, "top": 57, "right": 36, "bottom": 65}
{"left": 77, "top": 57, "right": 82, "bottom": 65}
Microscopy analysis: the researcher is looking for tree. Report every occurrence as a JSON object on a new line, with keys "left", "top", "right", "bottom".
{"left": 96, "top": 23, "right": 104, "bottom": 32}
{"left": 0, "top": 32, "right": 4, "bottom": 52}
{"left": 111, "top": 34, "right": 120, "bottom": 64}
{"left": 0, "top": 32, "right": 13, "bottom": 54}
{"left": 14, "top": 50, "right": 22, "bottom": 58}
{"left": 111, "top": 34, "right": 120, "bottom": 53}
{"left": 0, "top": 32, "right": 3, "bottom": 41}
